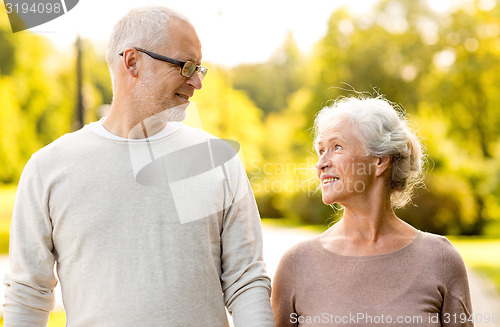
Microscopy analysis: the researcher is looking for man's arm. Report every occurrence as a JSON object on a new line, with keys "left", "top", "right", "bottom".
{"left": 3, "top": 154, "right": 57, "bottom": 326}
{"left": 219, "top": 154, "right": 275, "bottom": 327}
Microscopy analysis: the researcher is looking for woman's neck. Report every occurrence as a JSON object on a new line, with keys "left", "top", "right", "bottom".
{"left": 320, "top": 191, "right": 418, "bottom": 255}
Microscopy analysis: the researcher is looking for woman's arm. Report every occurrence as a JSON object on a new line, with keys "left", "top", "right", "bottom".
{"left": 272, "top": 249, "right": 298, "bottom": 327}
{"left": 440, "top": 237, "right": 474, "bottom": 327}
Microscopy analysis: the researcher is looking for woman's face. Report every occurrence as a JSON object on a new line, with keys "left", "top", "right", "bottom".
{"left": 315, "top": 116, "right": 378, "bottom": 206}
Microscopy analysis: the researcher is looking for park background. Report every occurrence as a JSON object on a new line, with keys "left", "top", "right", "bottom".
{"left": 0, "top": 0, "right": 500, "bottom": 325}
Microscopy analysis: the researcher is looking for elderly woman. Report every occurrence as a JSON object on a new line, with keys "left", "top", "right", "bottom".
{"left": 272, "top": 96, "right": 473, "bottom": 326}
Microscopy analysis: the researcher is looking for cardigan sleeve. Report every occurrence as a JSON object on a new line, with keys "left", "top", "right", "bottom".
{"left": 3, "top": 153, "right": 58, "bottom": 326}
{"left": 219, "top": 154, "right": 275, "bottom": 327}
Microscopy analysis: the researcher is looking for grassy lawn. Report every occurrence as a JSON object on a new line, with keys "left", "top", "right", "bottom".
{"left": 447, "top": 237, "right": 500, "bottom": 293}
{"left": 262, "top": 217, "right": 328, "bottom": 233}
{"left": 0, "top": 311, "right": 66, "bottom": 326}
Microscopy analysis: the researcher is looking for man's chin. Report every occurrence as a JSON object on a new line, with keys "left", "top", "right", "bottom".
{"left": 166, "top": 103, "right": 188, "bottom": 122}
{"left": 171, "top": 102, "right": 189, "bottom": 111}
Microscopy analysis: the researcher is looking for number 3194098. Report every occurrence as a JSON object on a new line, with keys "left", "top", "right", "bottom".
{"left": 5, "top": 2, "right": 62, "bottom": 14}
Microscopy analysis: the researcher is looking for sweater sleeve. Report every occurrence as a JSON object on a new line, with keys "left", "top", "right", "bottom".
{"left": 271, "top": 247, "right": 297, "bottom": 327}
{"left": 440, "top": 237, "right": 474, "bottom": 327}
{"left": 220, "top": 155, "right": 274, "bottom": 327}
{"left": 3, "top": 154, "right": 58, "bottom": 326}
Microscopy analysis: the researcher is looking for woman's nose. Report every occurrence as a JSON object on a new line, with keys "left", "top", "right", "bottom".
{"left": 316, "top": 156, "right": 332, "bottom": 171}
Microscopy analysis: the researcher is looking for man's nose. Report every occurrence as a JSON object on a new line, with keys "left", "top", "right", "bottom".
{"left": 187, "top": 72, "right": 203, "bottom": 90}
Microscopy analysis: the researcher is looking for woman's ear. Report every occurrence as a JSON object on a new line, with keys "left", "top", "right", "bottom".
{"left": 375, "top": 155, "right": 391, "bottom": 177}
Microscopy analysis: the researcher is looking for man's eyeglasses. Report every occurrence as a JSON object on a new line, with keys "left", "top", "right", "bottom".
{"left": 119, "top": 47, "right": 207, "bottom": 81}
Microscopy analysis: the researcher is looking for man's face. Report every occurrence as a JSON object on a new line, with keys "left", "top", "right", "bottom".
{"left": 138, "top": 18, "right": 203, "bottom": 118}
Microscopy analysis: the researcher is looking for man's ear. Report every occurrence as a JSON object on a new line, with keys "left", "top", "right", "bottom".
{"left": 122, "top": 48, "right": 139, "bottom": 77}
{"left": 375, "top": 155, "right": 391, "bottom": 177}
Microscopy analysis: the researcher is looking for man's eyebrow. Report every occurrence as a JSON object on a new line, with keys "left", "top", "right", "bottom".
{"left": 183, "top": 54, "right": 202, "bottom": 65}
{"left": 186, "top": 58, "right": 201, "bottom": 64}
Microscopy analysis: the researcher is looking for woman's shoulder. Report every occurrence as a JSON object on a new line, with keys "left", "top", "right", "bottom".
{"left": 418, "top": 231, "right": 461, "bottom": 252}
{"left": 417, "top": 231, "right": 467, "bottom": 268}
{"left": 278, "top": 236, "right": 322, "bottom": 266}
{"left": 418, "top": 232, "right": 471, "bottom": 298}
{"left": 288, "top": 235, "right": 321, "bottom": 253}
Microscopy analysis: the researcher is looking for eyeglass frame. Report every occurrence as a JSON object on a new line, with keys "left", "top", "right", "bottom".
{"left": 119, "top": 47, "right": 207, "bottom": 80}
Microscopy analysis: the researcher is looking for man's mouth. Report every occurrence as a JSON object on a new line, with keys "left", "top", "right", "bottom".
{"left": 176, "top": 93, "right": 189, "bottom": 100}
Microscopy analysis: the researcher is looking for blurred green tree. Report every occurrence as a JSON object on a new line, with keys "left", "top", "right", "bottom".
{"left": 420, "top": 3, "right": 500, "bottom": 234}
{"left": 0, "top": 13, "right": 73, "bottom": 183}
{"left": 0, "top": 11, "right": 112, "bottom": 183}
{"left": 189, "top": 65, "right": 266, "bottom": 169}
{"left": 231, "top": 32, "right": 306, "bottom": 115}
{"left": 270, "top": 0, "right": 500, "bottom": 234}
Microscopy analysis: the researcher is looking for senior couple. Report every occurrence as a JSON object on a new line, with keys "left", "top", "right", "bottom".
{"left": 3, "top": 6, "right": 472, "bottom": 327}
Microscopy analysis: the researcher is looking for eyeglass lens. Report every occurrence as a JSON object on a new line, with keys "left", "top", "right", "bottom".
{"left": 182, "top": 62, "right": 198, "bottom": 79}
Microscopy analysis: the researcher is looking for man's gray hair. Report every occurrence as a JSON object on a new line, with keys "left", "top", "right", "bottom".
{"left": 106, "top": 6, "right": 190, "bottom": 79}
{"left": 313, "top": 96, "right": 425, "bottom": 208}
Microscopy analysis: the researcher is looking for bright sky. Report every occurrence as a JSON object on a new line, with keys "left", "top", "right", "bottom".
{"left": 20, "top": 0, "right": 462, "bottom": 67}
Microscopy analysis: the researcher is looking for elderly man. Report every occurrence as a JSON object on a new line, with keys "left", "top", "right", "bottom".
{"left": 3, "top": 6, "right": 274, "bottom": 327}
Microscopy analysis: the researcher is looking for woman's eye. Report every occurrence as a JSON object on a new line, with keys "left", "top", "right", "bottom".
{"left": 335, "top": 144, "right": 343, "bottom": 150}
{"left": 318, "top": 149, "right": 324, "bottom": 155}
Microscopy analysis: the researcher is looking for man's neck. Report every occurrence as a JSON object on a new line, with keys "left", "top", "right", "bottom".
{"left": 104, "top": 93, "right": 172, "bottom": 139}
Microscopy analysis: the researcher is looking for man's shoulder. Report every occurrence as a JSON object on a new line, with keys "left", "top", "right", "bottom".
{"left": 179, "top": 125, "right": 240, "bottom": 158}
{"left": 31, "top": 127, "right": 94, "bottom": 162}
{"left": 179, "top": 124, "right": 218, "bottom": 140}
{"left": 18, "top": 128, "right": 93, "bottom": 178}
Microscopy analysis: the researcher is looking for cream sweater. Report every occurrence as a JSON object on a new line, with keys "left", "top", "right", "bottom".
{"left": 272, "top": 231, "right": 473, "bottom": 326}
{"left": 4, "top": 124, "right": 274, "bottom": 326}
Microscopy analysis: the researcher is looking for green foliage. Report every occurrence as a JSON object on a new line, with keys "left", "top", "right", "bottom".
{"left": 0, "top": 185, "right": 16, "bottom": 254}
{"left": 188, "top": 65, "right": 266, "bottom": 168}
{"left": 0, "top": 8, "right": 112, "bottom": 183}
{"left": 0, "top": 10, "right": 15, "bottom": 76}
{"left": 0, "top": 14, "right": 71, "bottom": 182}
{"left": 217, "top": 0, "right": 500, "bottom": 234}
{"left": 231, "top": 32, "right": 307, "bottom": 115}
{"left": 305, "top": 0, "right": 443, "bottom": 129}
{"left": 81, "top": 41, "right": 113, "bottom": 121}
{"left": 0, "top": 29, "right": 15, "bottom": 75}
{"left": 242, "top": 0, "right": 500, "bottom": 234}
